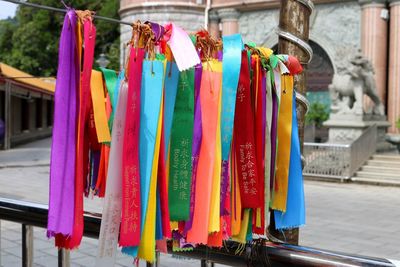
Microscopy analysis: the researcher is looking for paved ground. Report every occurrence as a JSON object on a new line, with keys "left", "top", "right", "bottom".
{"left": 1, "top": 138, "right": 399, "bottom": 266}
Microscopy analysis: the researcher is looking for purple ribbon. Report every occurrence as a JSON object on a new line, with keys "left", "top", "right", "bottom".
{"left": 90, "top": 150, "right": 101, "bottom": 191}
{"left": 145, "top": 21, "right": 165, "bottom": 44}
{"left": 270, "top": 83, "right": 278, "bottom": 189}
{"left": 220, "top": 160, "right": 230, "bottom": 215}
{"left": 184, "top": 63, "right": 202, "bottom": 234}
{"left": 47, "top": 10, "right": 79, "bottom": 238}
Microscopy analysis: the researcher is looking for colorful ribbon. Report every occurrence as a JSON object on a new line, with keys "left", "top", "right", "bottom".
{"left": 120, "top": 47, "right": 145, "bottom": 246}
{"left": 274, "top": 92, "right": 305, "bottom": 229}
{"left": 96, "top": 80, "right": 128, "bottom": 266}
{"left": 47, "top": 10, "right": 79, "bottom": 239}
{"left": 220, "top": 34, "right": 243, "bottom": 215}
{"left": 168, "top": 69, "right": 195, "bottom": 221}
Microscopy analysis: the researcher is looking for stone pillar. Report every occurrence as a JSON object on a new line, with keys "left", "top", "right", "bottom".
{"left": 218, "top": 8, "right": 240, "bottom": 36}
{"left": 359, "top": 0, "right": 388, "bottom": 111}
{"left": 208, "top": 10, "right": 220, "bottom": 39}
{"left": 388, "top": 0, "right": 400, "bottom": 133}
{"left": 119, "top": 0, "right": 205, "bottom": 67}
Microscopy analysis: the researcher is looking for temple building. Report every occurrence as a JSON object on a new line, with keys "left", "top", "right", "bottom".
{"left": 0, "top": 63, "right": 54, "bottom": 149}
{"left": 120, "top": 0, "right": 400, "bottom": 133}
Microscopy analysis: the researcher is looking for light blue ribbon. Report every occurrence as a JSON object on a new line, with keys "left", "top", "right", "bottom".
{"left": 274, "top": 92, "right": 306, "bottom": 229}
{"left": 122, "top": 60, "right": 164, "bottom": 256}
{"left": 113, "top": 70, "right": 125, "bottom": 109}
{"left": 221, "top": 34, "right": 243, "bottom": 160}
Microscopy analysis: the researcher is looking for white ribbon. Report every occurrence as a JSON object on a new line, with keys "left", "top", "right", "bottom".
{"left": 96, "top": 81, "right": 128, "bottom": 267}
{"left": 265, "top": 70, "right": 273, "bottom": 225}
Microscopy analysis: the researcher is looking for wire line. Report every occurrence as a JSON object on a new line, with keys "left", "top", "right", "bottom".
{"left": 1, "top": 0, "right": 132, "bottom": 26}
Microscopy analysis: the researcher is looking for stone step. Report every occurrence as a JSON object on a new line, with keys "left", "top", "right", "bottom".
{"left": 372, "top": 154, "right": 400, "bottom": 162}
{"left": 351, "top": 176, "right": 400, "bottom": 186}
{"left": 366, "top": 160, "right": 400, "bottom": 168}
{"left": 361, "top": 165, "right": 400, "bottom": 174}
{"left": 355, "top": 171, "right": 400, "bottom": 180}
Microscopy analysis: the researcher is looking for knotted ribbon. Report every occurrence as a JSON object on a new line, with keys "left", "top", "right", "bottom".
{"left": 220, "top": 34, "right": 243, "bottom": 215}
{"left": 233, "top": 51, "right": 259, "bottom": 208}
{"left": 96, "top": 80, "right": 128, "bottom": 266}
{"left": 168, "top": 69, "right": 195, "bottom": 221}
{"left": 120, "top": 47, "right": 145, "bottom": 246}
{"left": 47, "top": 10, "right": 79, "bottom": 240}
{"left": 187, "top": 60, "right": 222, "bottom": 244}
{"left": 272, "top": 75, "right": 294, "bottom": 211}
{"left": 274, "top": 92, "right": 305, "bottom": 229}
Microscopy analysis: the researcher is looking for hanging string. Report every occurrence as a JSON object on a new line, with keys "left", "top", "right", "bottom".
{"left": 2, "top": 0, "right": 132, "bottom": 26}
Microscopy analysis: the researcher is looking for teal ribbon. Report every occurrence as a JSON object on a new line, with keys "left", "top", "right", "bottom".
{"left": 122, "top": 60, "right": 164, "bottom": 256}
{"left": 221, "top": 34, "right": 243, "bottom": 160}
{"left": 99, "top": 68, "right": 117, "bottom": 130}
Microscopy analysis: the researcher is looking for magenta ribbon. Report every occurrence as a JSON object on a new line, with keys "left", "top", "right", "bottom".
{"left": 47, "top": 10, "right": 79, "bottom": 238}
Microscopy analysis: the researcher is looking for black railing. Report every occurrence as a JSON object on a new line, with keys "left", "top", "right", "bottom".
{"left": 0, "top": 197, "right": 396, "bottom": 267}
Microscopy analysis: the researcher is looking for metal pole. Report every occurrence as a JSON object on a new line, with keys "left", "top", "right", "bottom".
{"left": 58, "top": 248, "right": 70, "bottom": 267}
{"left": 21, "top": 224, "right": 33, "bottom": 267}
{"left": 269, "top": 0, "right": 314, "bottom": 245}
{"left": 4, "top": 81, "right": 11, "bottom": 150}
{"left": 0, "top": 220, "right": 2, "bottom": 265}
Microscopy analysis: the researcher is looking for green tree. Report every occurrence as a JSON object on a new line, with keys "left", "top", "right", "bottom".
{"left": 0, "top": 0, "right": 120, "bottom": 76}
{"left": 305, "top": 102, "right": 329, "bottom": 128}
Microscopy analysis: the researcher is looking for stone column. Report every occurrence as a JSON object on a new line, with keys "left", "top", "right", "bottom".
{"left": 388, "top": 0, "right": 400, "bottom": 133}
{"left": 359, "top": 0, "right": 388, "bottom": 111}
{"left": 119, "top": 0, "right": 205, "bottom": 67}
{"left": 218, "top": 8, "right": 240, "bottom": 36}
{"left": 208, "top": 10, "right": 220, "bottom": 39}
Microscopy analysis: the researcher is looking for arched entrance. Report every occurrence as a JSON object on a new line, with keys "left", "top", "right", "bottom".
{"left": 307, "top": 40, "right": 334, "bottom": 109}
{"left": 272, "top": 40, "right": 334, "bottom": 142}
{"left": 272, "top": 40, "right": 334, "bottom": 107}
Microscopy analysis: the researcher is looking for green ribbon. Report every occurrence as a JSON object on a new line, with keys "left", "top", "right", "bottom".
{"left": 99, "top": 68, "right": 117, "bottom": 131}
{"left": 168, "top": 68, "right": 195, "bottom": 221}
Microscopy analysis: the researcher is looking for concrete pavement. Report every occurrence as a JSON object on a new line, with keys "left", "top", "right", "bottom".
{"left": 1, "top": 138, "right": 399, "bottom": 266}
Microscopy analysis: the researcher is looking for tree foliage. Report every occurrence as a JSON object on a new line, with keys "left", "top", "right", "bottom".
{"left": 305, "top": 102, "right": 329, "bottom": 128}
{"left": 0, "top": 0, "right": 120, "bottom": 76}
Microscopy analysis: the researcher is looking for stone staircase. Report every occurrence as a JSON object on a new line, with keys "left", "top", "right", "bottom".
{"left": 351, "top": 154, "right": 400, "bottom": 186}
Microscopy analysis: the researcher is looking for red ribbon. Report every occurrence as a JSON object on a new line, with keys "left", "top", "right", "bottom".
{"left": 253, "top": 56, "right": 266, "bottom": 234}
{"left": 120, "top": 47, "right": 145, "bottom": 246}
{"left": 64, "top": 20, "right": 96, "bottom": 249}
{"left": 158, "top": 114, "right": 171, "bottom": 238}
{"left": 233, "top": 51, "right": 260, "bottom": 208}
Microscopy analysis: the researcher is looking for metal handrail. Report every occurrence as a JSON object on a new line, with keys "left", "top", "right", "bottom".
{"left": 303, "top": 125, "right": 378, "bottom": 180}
{"left": 0, "top": 197, "right": 396, "bottom": 267}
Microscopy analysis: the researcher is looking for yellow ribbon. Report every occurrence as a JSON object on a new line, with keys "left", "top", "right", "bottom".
{"left": 90, "top": 70, "right": 111, "bottom": 143}
{"left": 208, "top": 84, "right": 222, "bottom": 233}
{"left": 231, "top": 154, "right": 242, "bottom": 236}
{"left": 231, "top": 209, "right": 250, "bottom": 244}
{"left": 138, "top": 91, "right": 164, "bottom": 262}
{"left": 271, "top": 75, "right": 294, "bottom": 212}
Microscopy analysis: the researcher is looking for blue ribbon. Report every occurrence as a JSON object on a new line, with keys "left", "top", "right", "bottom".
{"left": 122, "top": 60, "right": 164, "bottom": 256}
{"left": 274, "top": 93, "right": 305, "bottom": 229}
{"left": 221, "top": 34, "right": 243, "bottom": 160}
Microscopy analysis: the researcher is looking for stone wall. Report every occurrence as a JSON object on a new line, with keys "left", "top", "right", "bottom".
{"left": 238, "top": 1, "right": 362, "bottom": 72}
{"left": 119, "top": 1, "right": 362, "bottom": 72}
{"left": 119, "top": 7, "right": 204, "bottom": 65}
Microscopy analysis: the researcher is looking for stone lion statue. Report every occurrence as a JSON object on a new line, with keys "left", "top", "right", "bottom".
{"left": 328, "top": 51, "right": 385, "bottom": 116}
